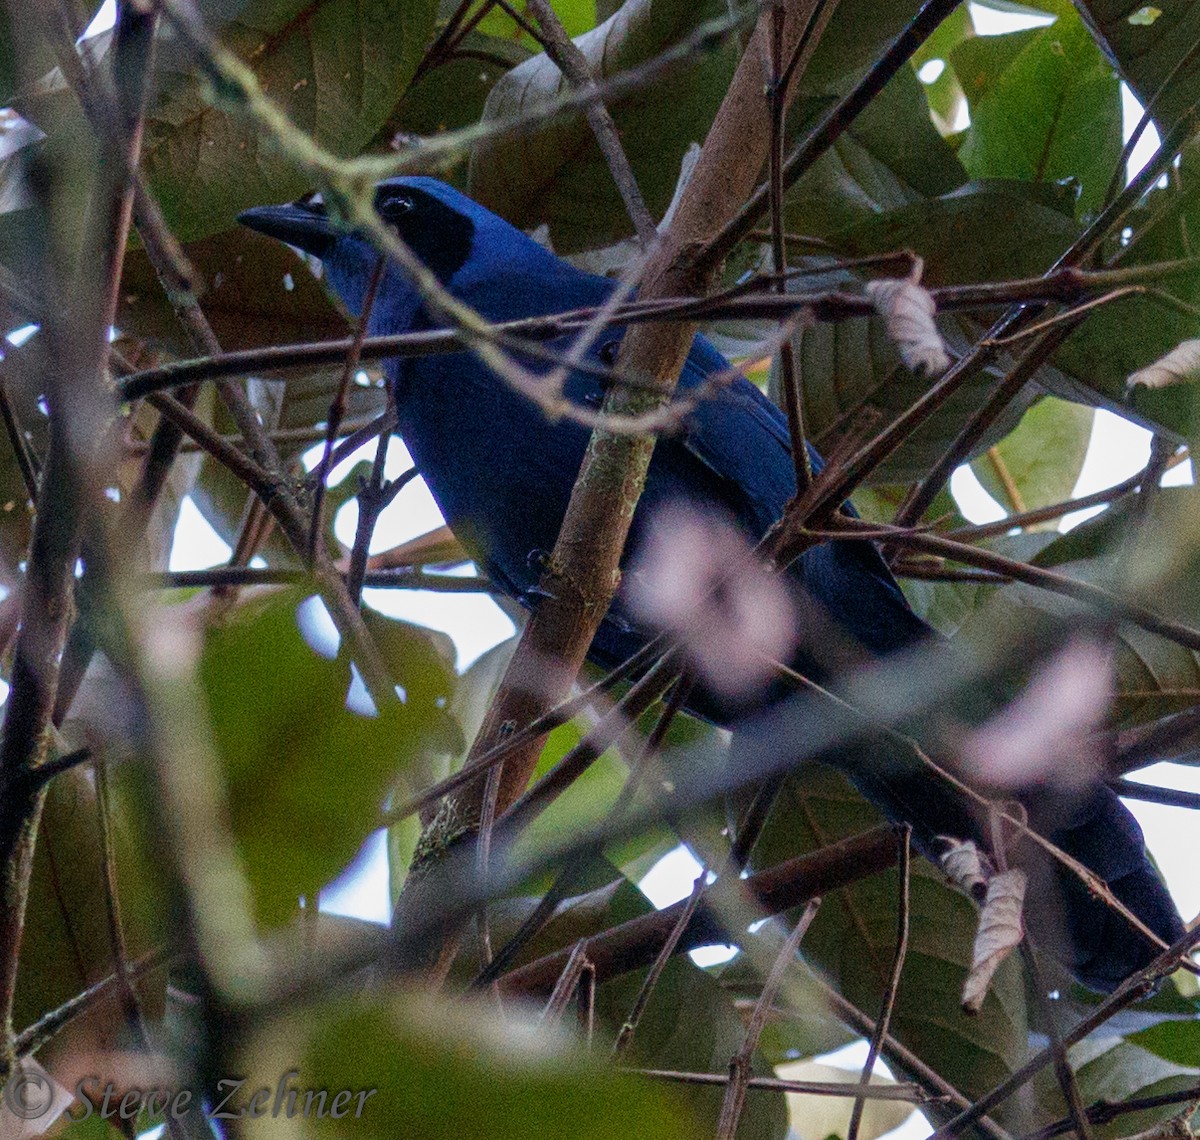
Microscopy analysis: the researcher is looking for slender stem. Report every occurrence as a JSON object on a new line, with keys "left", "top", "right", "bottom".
{"left": 308, "top": 255, "right": 386, "bottom": 564}
{"left": 716, "top": 898, "right": 822, "bottom": 1140}
{"left": 847, "top": 827, "right": 911, "bottom": 1140}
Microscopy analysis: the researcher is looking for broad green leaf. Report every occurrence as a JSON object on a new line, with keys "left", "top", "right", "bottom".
{"left": 742, "top": 765, "right": 1031, "bottom": 1125}
{"left": 838, "top": 179, "right": 1081, "bottom": 283}
{"left": 1130, "top": 1018, "right": 1200, "bottom": 1066}
{"left": 469, "top": 0, "right": 741, "bottom": 251}
{"left": 951, "top": 6, "right": 1122, "bottom": 215}
{"left": 476, "top": 0, "right": 598, "bottom": 45}
{"left": 971, "top": 396, "right": 1094, "bottom": 515}
{"left": 241, "top": 993, "right": 694, "bottom": 1139}
{"left": 141, "top": 0, "right": 438, "bottom": 240}
{"left": 199, "top": 589, "right": 445, "bottom": 926}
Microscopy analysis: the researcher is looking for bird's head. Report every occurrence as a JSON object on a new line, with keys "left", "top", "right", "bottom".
{"left": 238, "top": 176, "right": 558, "bottom": 326}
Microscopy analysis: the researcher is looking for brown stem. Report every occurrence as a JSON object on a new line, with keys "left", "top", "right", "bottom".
{"left": 846, "top": 827, "right": 911, "bottom": 1140}
{"left": 716, "top": 898, "right": 821, "bottom": 1140}
{"left": 500, "top": 826, "right": 897, "bottom": 995}
{"left": 524, "top": 0, "right": 657, "bottom": 245}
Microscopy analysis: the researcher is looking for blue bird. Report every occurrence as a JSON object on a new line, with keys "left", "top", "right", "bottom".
{"left": 240, "top": 176, "right": 1182, "bottom": 992}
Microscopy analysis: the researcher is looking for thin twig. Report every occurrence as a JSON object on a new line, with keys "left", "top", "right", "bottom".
{"left": 523, "top": 0, "right": 656, "bottom": 245}
{"left": 308, "top": 255, "right": 386, "bottom": 564}
{"left": 846, "top": 826, "right": 911, "bottom": 1140}
{"left": 716, "top": 898, "right": 821, "bottom": 1140}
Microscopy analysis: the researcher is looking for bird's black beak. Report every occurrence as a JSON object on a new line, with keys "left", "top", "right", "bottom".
{"left": 237, "top": 199, "right": 339, "bottom": 257}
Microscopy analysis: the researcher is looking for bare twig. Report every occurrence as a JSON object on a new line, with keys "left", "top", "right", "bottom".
{"left": 846, "top": 827, "right": 911, "bottom": 1140}
{"left": 716, "top": 898, "right": 821, "bottom": 1140}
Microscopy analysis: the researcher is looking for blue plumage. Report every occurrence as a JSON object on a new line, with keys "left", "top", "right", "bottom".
{"left": 240, "top": 176, "right": 1182, "bottom": 992}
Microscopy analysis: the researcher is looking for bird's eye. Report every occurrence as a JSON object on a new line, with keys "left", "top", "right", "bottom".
{"left": 598, "top": 340, "right": 619, "bottom": 365}
{"left": 383, "top": 193, "right": 415, "bottom": 217}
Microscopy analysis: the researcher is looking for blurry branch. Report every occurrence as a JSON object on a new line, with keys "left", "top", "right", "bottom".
{"left": 764, "top": 656, "right": 1173, "bottom": 956}
{"left": 114, "top": 254, "right": 1200, "bottom": 415}
{"left": 1109, "top": 779, "right": 1200, "bottom": 811}
{"left": 408, "top": 0, "right": 831, "bottom": 876}
{"left": 523, "top": 0, "right": 657, "bottom": 245}
{"left": 500, "top": 827, "right": 897, "bottom": 996}
{"left": 141, "top": 566, "right": 492, "bottom": 592}
{"left": 0, "top": 0, "right": 157, "bottom": 1077}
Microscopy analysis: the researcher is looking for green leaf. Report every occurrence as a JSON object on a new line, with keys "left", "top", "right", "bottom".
{"left": 839, "top": 179, "right": 1081, "bottom": 283}
{"left": 241, "top": 994, "right": 695, "bottom": 1139}
{"left": 469, "top": 0, "right": 741, "bottom": 251}
{"left": 199, "top": 589, "right": 443, "bottom": 926}
{"left": 141, "top": 0, "right": 438, "bottom": 239}
{"left": 971, "top": 396, "right": 1094, "bottom": 515}
{"left": 1129, "top": 1018, "right": 1200, "bottom": 1066}
{"left": 951, "top": 6, "right": 1122, "bottom": 215}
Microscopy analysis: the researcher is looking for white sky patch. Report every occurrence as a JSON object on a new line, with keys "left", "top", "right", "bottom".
{"left": 950, "top": 465, "right": 1007, "bottom": 524}
{"left": 1062, "top": 409, "right": 1153, "bottom": 530}
{"left": 320, "top": 829, "right": 392, "bottom": 924}
{"left": 967, "top": 3, "right": 1054, "bottom": 35}
{"left": 638, "top": 844, "right": 737, "bottom": 968}
{"left": 82, "top": 0, "right": 116, "bottom": 39}
{"left": 1122, "top": 762, "right": 1200, "bottom": 923}
{"left": 169, "top": 496, "right": 233, "bottom": 571}
{"left": 1121, "top": 84, "right": 1163, "bottom": 187}
{"left": 362, "top": 587, "right": 514, "bottom": 673}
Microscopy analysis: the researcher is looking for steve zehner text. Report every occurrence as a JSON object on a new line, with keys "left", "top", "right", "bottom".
{"left": 71, "top": 1071, "right": 376, "bottom": 1121}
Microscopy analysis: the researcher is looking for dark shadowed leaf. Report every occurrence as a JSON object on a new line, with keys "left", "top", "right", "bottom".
{"left": 142, "top": 0, "right": 438, "bottom": 239}
{"left": 742, "top": 765, "right": 1031, "bottom": 1122}
{"left": 118, "top": 228, "right": 348, "bottom": 356}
